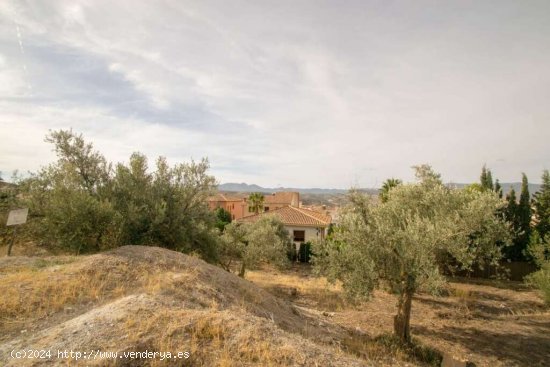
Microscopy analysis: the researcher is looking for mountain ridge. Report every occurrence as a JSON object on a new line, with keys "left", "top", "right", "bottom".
{"left": 218, "top": 182, "right": 542, "bottom": 195}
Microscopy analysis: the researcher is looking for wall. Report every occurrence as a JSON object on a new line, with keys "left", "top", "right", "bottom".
{"left": 284, "top": 225, "right": 326, "bottom": 255}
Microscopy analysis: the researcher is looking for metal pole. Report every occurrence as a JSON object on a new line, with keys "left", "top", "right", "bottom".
{"left": 7, "top": 225, "right": 16, "bottom": 256}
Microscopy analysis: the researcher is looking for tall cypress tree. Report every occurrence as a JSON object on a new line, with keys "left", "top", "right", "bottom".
{"left": 504, "top": 188, "right": 521, "bottom": 260}
{"left": 494, "top": 179, "right": 502, "bottom": 199}
{"left": 486, "top": 170, "right": 494, "bottom": 191}
{"left": 516, "top": 173, "right": 532, "bottom": 260}
{"left": 480, "top": 165, "right": 488, "bottom": 190}
{"left": 533, "top": 170, "right": 550, "bottom": 239}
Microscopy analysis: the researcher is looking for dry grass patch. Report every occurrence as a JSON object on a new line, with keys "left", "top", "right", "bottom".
{"left": 0, "top": 257, "right": 186, "bottom": 335}
{"left": 247, "top": 265, "right": 357, "bottom": 311}
{"left": 117, "top": 308, "right": 353, "bottom": 367}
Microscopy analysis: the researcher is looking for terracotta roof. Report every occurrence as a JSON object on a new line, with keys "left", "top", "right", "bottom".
{"left": 208, "top": 193, "right": 243, "bottom": 202}
{"left": 263, "top": 192, "right": 298, "bottom": 205}
{"left": 239, "top": 206, "right": 331, "bottom": 227}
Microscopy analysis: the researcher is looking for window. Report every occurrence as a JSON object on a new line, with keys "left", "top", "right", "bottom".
{"left": 264, "top": 206, "right": 269, "bottom": 211}
{"left": 293, "top": 230, "right": 305, "bottom": 242}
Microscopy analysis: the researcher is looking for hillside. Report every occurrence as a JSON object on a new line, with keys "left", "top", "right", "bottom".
{"left": 0, "top": 246, "right": 369, "bottom": 367}
{"left": 1, "top": 246, "right": 549, "bottom": 366}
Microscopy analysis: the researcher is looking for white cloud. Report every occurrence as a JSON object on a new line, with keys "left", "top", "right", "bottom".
{"left": 0, "top": 0, "right": 549, "bottom": 187}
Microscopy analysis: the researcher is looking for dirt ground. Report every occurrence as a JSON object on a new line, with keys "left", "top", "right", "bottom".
{"left": 0, "top": 247, "right": 367, "bottom": 366}
{"left": 1, "top": 247, "right": 549, "bottom": 366}
{"left": 247, "top": 265, "right": 550, "bottom": 367}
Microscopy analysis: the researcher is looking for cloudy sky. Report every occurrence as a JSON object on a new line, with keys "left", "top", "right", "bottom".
{"left": 0, "top": 1, "right": 548, "bottom": 188}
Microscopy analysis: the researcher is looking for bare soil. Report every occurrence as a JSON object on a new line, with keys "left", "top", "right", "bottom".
{"left": 1, "top": 247, "right": 549, "bottom": 366}
{"left": 0, "top": 247, "right": 365, "bottom": 366}
{"left": 247, "top": 265, "right": 550, "bottom": 367}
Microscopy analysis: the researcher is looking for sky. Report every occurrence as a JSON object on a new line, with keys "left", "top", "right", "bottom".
{"left": 0, "top": 0, "right": 549, "bottom": 188}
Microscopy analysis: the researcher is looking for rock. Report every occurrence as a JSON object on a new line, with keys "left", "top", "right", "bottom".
{"left": 441, "top": 353, "right": 476, "bottom": 367}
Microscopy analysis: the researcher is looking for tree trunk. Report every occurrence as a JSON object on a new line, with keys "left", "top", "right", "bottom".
{"left": 394, "top": 281, "right": 414, "bottom": 344}
{"left": 238, "top": 261, "right": 246, "bottom": 278}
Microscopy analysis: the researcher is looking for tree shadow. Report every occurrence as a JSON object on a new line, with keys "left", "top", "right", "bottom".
{"left": 414, "top": 321, "right": 550, "bottom": 366}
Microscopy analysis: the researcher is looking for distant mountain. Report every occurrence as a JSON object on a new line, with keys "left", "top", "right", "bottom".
{"left": 217, "top": 183, "right": 360, "bottom": 195}
{"left": 218, "top": 182, "right": 543, "bottom": 196}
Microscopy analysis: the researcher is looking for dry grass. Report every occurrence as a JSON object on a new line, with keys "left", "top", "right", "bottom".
{"left": 2, "top": 248, "right": 549, "bottom": 367}
{"left": 247, "top": 264, "right": 550, "bottom": 367}
{"left": 0, "top": 247, "right": 367, "bottom": 367}
{"left": 0, "top": 260, "right": 128, "bottom": 330}
{"left": 247, "top": 265, "right": 357, "bottom": 311}
{"left": 0, "top": 256, "right": 193, "bottom": 335}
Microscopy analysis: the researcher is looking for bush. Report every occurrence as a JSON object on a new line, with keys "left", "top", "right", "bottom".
{"left": 525, "top": 231, "right": 550, "bottom": 305}
{"left": 525, "top": 263, "right": 550, "bottom": 305}
{"left": 19, "top": 130, "right": 219, "bottom": 260}
{"left": 220, "top": 216, "right": 291, "bottom": 277}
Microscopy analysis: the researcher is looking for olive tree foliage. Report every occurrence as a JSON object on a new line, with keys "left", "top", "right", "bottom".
{"left": 525, "top": 232, "right": 550, "bottom": 305}
{"left": 220, "top": 216, "right": 291, "bottom": 278}
{"left": 21, "top": 130, "right": 219, "bottom": 259}
{"left": 21, "top": 131, "right": 115, "bottom": 254}
{"left": 110, "top": 153, "right": 219, "bottom": 260}
{"left": 315, "top": 165, "right": 510, "bottom": 344}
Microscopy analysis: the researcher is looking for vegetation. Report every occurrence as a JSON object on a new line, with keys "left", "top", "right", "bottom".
{"left": 315, "top": 165, "right": 510, "bottom": 344}
{"left": 480, "top": 164, "right": 494, "bottom": 191}
{"left": 214, "top": 207, "right": 232, "bottom": 232}
{"left": 379, "top": 178, "right": 402, "bottom": 203}
{"left": 533, "top": 170, "right": 550, "bottom": 240}
{"left": 501, "top": 174, "right": 532, "bottom": 261}
{"left": 248, "top": 192, "right": 264, "bottom": 214}
{"left": 16, "top": 130, "right": 219, "bottom": 260}
{"left": 220, "top": 216, "right": 291, "bottom": 278}
{"left": 525, "top": 232, "right": 550, "bottom": 305}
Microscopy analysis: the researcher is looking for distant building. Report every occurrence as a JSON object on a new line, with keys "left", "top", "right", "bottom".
{"left": 208, "top": 191, "right": 300, "bottom": 220}
{"left": 238, "top": 205, "right": 331, "bottom": 258}
{"left": 208, "top": 193, "right": 247, "bottom": 221}
{"left": 254, "top": 191, "right": 300, "bottom": 214}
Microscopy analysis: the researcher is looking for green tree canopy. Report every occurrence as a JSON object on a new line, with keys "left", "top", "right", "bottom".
{"left": 315, "top": 165, "right": 509, "bottom": 343}
{"left": 533, "top": 170, "right": 550, "bottom": 239}
{"left": 21, "top": 130, "right": 219, "bottom": 260}
{"left": 215, "top": 207, "right": 232, "bottom": 232}
{"left": 494, "top": 179, "right": 502, "bottom": 199}
{"left": 248, "top": 192, "right": 265, "bottom": 214}
{"left": 220, "top": 216, "right": 291, "bottom": 278}
{"left": 379, "top": 178, "right": 402, "bottom": 203}
{"left": 516, "top": 173, "right": 532, "bottom": 260}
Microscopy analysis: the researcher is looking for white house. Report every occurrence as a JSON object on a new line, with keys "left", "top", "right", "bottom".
{"left": 238, "top": 206, "right": 331, "bottom": 260}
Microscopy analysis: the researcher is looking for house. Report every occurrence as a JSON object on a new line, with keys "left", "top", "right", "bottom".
{"left": 238, "top": 206, "right": 331, "bottom": 260}
{"left": 208, "top": 191, "right": 301, "bottom": 220}
{"left": 208, "top": 193, "right": 247, "bottom": 221}
{"left": 246, "top": 191, "right": 300, "bottom": 215}
{"left": 300, "top": 204, "right": 340, "bottom": 224}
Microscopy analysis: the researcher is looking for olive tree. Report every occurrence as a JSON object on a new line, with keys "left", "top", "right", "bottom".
{"left": 21, "top": 130, "right": 220, "bottom": 259}
{"left": 21, "top": 130, "right": 116, "bottom": 254}
{"left": 316, "top": 165, "right": 510, "bottom": 343}
{"left": 220, "top": 216, "right": 291, "bottom": 278}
